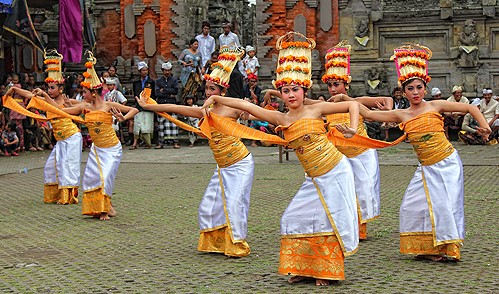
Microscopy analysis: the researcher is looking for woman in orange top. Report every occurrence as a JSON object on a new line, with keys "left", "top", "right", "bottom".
{"left": 345, "top": 44, "right": 491, "bottom": 261}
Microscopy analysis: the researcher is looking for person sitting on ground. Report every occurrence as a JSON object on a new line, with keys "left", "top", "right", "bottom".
{"left": 1, "top": 121, "right": 20, "bottom": 156}
{"left": 479, "top": 87, "right": 499, "bottom": 142}
{"left": 431, "top": 87, "right": 442, "bottom": 100}
{"left": 458, "top": 99, "right": 487, "bottom": 145}
{"left": 443, "top": 85, "right": 469, "bottom": 139}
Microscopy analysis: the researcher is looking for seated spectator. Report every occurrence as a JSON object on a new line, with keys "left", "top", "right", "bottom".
{"left": 444, "top": 85, "right": 469, "bottom": 139}
{"left": 458, "top": 99, "right": 487, "bottom": 145}
{"left": 23, "top": 109, "right": 43, "bottom": 151}
{"left": 480, "top": 88, "right": 499, "bottom": 142}
{"left": 381, "top": 87, "right": 409, "bottom": 140}
{"left": 431, "top": 87, "right": 442, "bottom": 100}
{"left": 1, "top": 121, "right": 19, "bottom": 156}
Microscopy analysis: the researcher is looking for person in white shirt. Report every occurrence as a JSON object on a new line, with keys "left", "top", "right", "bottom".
{"left": 104, "top": 78, "right": 128, "bottom": 138}
{"left": 218, "top": 22, "right": 240, "bottom": 48}
{"left": 242, "top": 46, "right": 260, "bottom": 76}
{"left": 444, "top": 85, "right": 469, "bottom": 139}
{"left": 195, "top": 21, "right": 215, "bottom": 69}
{"left": 480, "top": 88, "right": 499, "bottom": 141}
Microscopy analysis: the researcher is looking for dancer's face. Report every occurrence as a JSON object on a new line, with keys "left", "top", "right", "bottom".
{"left": 205, "top": 81, "right": 222, "bottom": 98}
{"left": 83, "top": 88, "right": 93, "bottom": 103}
{"left": 281, "top": 85, "right": 304, "bottom": 109}
{"left": 47, "top": 83, "right": 61, "bottom": 98}
{"left": 403, "top": 79, "right": 425, "bottom": 105}
{"left": 327, "top": 80, "right": 347, "bottom": 96}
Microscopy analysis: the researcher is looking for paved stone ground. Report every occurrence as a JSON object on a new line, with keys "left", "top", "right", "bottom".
{"left": 0, "top": 142, "right": 497, "bottom": 293}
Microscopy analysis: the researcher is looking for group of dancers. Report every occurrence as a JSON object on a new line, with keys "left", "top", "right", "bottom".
{"left": 2, "top": 31, "right": 491, "bottom": 286}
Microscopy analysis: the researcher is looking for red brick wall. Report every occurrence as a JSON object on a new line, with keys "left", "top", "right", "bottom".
{"left": 95, "top": 10, "right": 123, "bottom": 66}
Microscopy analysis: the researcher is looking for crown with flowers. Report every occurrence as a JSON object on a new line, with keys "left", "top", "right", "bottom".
{"left": 204, "top": 45, "right": 245, "bottom": 89}
{"left": 272, "top": 31, "right": 316, "bottom": 89}
{"left": 80, "top": 51, "right": 103, "bottom": 90}
{"left": 322, "top": 40, "right": 351, "bottom": 85}
{"left": 44, "top": 49, "right": 65, "bottom": 84}
{"left": 391, "top": 44, "right": 432, "bottom": 86}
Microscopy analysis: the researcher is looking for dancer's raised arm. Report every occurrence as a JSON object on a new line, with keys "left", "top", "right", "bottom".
{"left": 136, "top": 94, "right": 204, "bottom": 118}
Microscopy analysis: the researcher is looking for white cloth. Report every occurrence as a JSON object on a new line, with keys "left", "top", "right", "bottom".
{"left": 400, "top": 150, "right": 465, "bottom": 245}
{"left": 104, "top": 89, "right": 127, "bottom": 104}
{"left": 133, "top": 111, "right": 154, "bottom": 135}
{"left": 480, "top": 98, "right": 499, "bottom": 122}
{"left": 447, "top": 95, "right": 469, "bottom": 104}
{"left": 82, "top": 142, "right": 123, "bottom": 197}
{"left": 198, "top": 154, "right": 254, "bottom": 242}
{"left": 218, "top": 31, "right": 240, "bottom": 48}
{"left": 242, "top": 55, "right": 260, "bottom": 75}
{"left": 44, "top": 132, "right": 82, "bottom": 187}
{"left": 431, "top": 87, "right": 441, "bottom": 96}
{"left": 280, "top": 157, "right": 359, "bottom": 255}
{"left": 347, "top": 149, "right": 381, "bottom": 223}
{"left": 195, "top": 33, "right": 215, "bottom": 67}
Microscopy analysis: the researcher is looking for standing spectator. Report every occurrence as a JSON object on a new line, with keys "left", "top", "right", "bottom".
{"left": 242, "top": 46, "right": 260, "bottom": 76}
{"left": 218, "top": 22, "right": 240, "bottom": 48}
{"left": 107, "top": 65, "right": 123, "bottom": 93}
{"left": 23, "top": 109, "right": 43, "bottom": 151}
{"left": 100, "top": 71, "right": 111, "bottom": 98}
{"left": 131, "top": 61, "right": 156, "bottom": 149}
{"left": 104, "top": 78, "right": 128, "bottom": 141}
{"left": 431, "top": 87, "right": 442, "bottom": 100}
{"left": 8, "top": 74, "right": 26, "bottom": 152}
{"left": 480, "top": 88, "right": 499, "bottom": 141}
{"left": 226, "top": 60, "right": 244, "bottom": 99}
{"left": 183, "top": 94, "right": 199, "bottom": 147}
{"left": 196, "top": 21, "right": 215, "bottom": 70}
{"left": 444, "top": 85, "right": 469, "bottom": 139}
{"left": 1, "top": 121, "right": 19, "bottom": 156}
{"left": 27, "top": 74, "right": 36, "bottom": 91}
{"left": 155, "top": 61, "right": 180, "bottom": 149}
{"left": 178, "top": 38, "right": 202, "bottom": 87}
{"left": 203, "top": 51, "right": 219, "bottom": 75}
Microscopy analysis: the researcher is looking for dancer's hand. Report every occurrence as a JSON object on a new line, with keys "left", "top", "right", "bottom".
{"left": 335, "top": 123, "right": 356, "bottom": 138}
{"left": 476, "top": 127, "right": 492, "bottom": 140}
{"left": 375, "top": 101, "right": 389, "bottom": 110}
{"left": 135, "top": 95, "right": 147, "bottom": 107}
{"left": 201, "top": 96, "right": 217, "bottom": 110}
{"left": 110, "top": 107, "right": 125, "bottom": 122}
{"left": 239, "top": 111, "right": 249, "bottom": 120}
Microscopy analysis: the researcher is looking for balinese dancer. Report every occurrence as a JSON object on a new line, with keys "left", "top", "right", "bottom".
{"left": 6, "top": 49, "right": 83, "bottom": 204}
{"left": 202, "top": 32, "right": 361, "bottom": 286}
{"left": 137, "top": 46, "right": 256, "bottom": 257}
{"left": 36, "top": 52, "right": 138, "bottom": 220}
{"left": 348, "top": 44, "right": 491, "bottom": 261}
{"left": 321, "top": 42, "right": 392, "bottom": 240}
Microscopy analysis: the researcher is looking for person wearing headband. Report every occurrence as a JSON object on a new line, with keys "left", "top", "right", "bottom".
{"left": 155, "top": 61, "right": 180, "bottom": 149}
{"left": 131, "top": 61, "right": 156, "bottom": 150}
{"left": 444, "top": 85, "right": 469, "bottom": 139}
{"left": 242, "top": 45, "right": 260, "bottom": 76}
{"left": 479, "top": 87, "right": 499, "bottom": 143}
{"left": 137, "top": 45, "right": 256, "bottom": 258}
{"left": 36, "top": 51, "right": 139, "bottom": 221}
{"left": 202, "top": 32, "right": 361, "bottom": 285}
{"left": 431, "top": 87, "right": 442, "bottom": 100}
{"left": 5, "top": 49, "right": 83, "bottom": 205}
{"left": 354, "top": 44, "right": 491, "bottom": 262}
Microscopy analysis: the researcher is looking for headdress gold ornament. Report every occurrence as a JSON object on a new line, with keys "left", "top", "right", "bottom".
{"left": 81, "top": 51, "right": 103, "bottom": 90}
{"left": 204, "top": 45, "right": 245, "bottom": 89}
{"left": 391, "top": 44, "right": 432, "bottom": 87}
{"left": 322, "top": 40, "right": 351, "bottom": 84}
{"left": 272, "top": 31, "right": 315, "bottom": 89}
{"left": 44, "top": 49, "right": 65, "bottom": 84}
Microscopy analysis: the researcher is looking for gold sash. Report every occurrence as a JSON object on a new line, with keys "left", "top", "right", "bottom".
{"left": 83, "top": 110, "right": 120, "bottom": 148}
{"left": 26, "top": 96, "right": 85, "bottom": 123}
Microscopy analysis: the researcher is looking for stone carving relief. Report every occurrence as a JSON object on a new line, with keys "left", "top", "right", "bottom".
{"left": 355, "top": 18, "right": 369, "bottom": 46}
{"left": 458, "top": 19, "right": 479, "bottom": 68}
{"left": 364, "top": 64, "right": 387, "bottom": 95}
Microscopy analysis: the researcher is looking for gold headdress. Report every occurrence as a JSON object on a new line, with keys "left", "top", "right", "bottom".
{"left": 44, "top": 49, "right": 64, "bottom": 84}
{"left": 204, "top": 45, "right": 245, "bottom": 89}
{"left": 322, "top": 41, "right": 351, "bottom": 84}
{"left": 272, "top": 31, "right": 315, "bottom": 89}
{"left": 391, "top": 44, "right": 432, "bottom": 86}
{"left": 81, "top": 51, "right": 102, "bottom": 89}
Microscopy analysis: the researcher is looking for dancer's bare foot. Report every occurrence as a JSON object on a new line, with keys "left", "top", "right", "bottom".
{"left": 99, "top": 213, "right": 110, "bottom": 221}
{"left": 108, "top": 206, "right": 117, "bottom": 217}
{"left": 316, "top": 279, "right": 330, "bottom": 286}
{"left": 288, "top": 276, "right": 307, "bottom": 284}
{"left": 416, "top": 255, "right": 444, "bottom": 262}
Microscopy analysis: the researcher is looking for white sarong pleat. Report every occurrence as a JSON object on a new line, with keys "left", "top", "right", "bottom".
{"left": 82, "top": 143, "right": 123, "bottom": 197}
{"left": 44, "top": 132, "right": 82, "bottom": 187}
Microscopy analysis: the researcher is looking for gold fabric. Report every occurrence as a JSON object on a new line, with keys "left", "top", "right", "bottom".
{"left": 198, "top": 225, "right": 250, "bottom": 257}
{"left": 209, "top": 127, "right": 250, "bottom": 168}
{"left": 400, "top": 232, "right": 461, "bottom": 260}
{"left": 51, "top": 117, "right": 80, "bottom": 141}
{"left": 359, "top": 222, "right": 367, "bottom": 240}
{"left": 83, "top": 110, "right": 120, "bottom": 148}
{"left": 326, "top": 113, "right": 369, "bottom": 158}
{"left": 26, "top": 96, "right": 85, "bottom": 123}
{"left": 2, "top": 95, "right": 48, "bottom": 121}
{"left": 278, "top": 235, "right": 345, "bottom": 280}
{"left": 82, "top": 188, "right": 111, "bottom": 216}
{"left": 276, "top": 119, "right": 343, "bottom": 177}
{"left": 43, "top": 184, "right": 78, "bottom": 204}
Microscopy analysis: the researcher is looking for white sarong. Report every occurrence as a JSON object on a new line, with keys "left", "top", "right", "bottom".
{"left": 400, "top": 150, "right": 465, "bottom": 245}
{"left": 347, "top": 148, "right": 381, "bottom": 223}
{"left": 133, "top": 111, "right": 154, "bottom": 135}
{"left": 281, "top": 157, "right": 359, "bottom": 255}
{"left": 82, "top": 142, "right": 123, "bottom": 197}
{"left": 198, "top": 154, "right": 254, "bottom": 242}
{"left": 44, "top": 132, "right": 82, "bottom": 188}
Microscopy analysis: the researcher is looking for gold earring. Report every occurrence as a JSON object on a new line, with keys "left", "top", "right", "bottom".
{"left": 92, "top": 93, "right": 96, "bottom": 97}
{"left": 424, "top": 90, "right": 427, "bottom": 95}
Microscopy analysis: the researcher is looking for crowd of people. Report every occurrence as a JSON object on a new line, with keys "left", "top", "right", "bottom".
{"left": 1, "top": 22, "right": 498, "bottom": 288}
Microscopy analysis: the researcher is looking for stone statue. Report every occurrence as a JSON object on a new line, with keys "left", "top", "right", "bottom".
{"left": 458, "top": 19, "right": 479, "bottom": 67}
{"left": 355, "top": 18, "right": 369, "bottom": 46}
{"left": 364, "top": 65, "right": 387, "bottom": 96}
